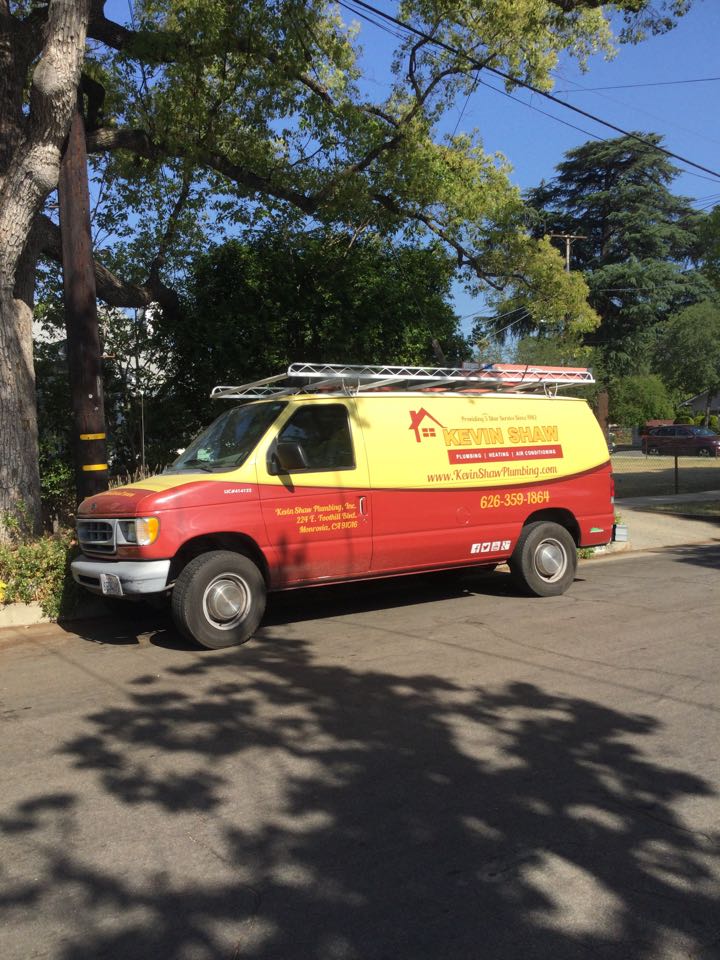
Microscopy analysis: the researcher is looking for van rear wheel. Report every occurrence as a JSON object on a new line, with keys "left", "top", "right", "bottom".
{"left": 171, "top": 551, "right": 266, "bottom": 649}
{"left": 509, "top": 521, "right": 577, "bottom": 597}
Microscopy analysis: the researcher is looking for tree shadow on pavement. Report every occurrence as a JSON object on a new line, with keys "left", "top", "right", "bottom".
{"left": 665, "top": 543, "right": 720, "bottom": 571}
{"left": 2, "top": 636, "right": 719, "bottom": 959}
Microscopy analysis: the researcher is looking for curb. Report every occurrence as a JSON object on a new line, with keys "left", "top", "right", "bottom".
{"left": 588, "top": 542, "right": 632, "bottom": 557}
{"left": 0, "top": 598, "right": 111, "bottom": 630}
{"left": 0, "top": 602, "right": 51, "bottom": 628}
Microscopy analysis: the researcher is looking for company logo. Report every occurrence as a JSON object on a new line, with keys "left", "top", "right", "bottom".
{"left": 471, "top": 540, "right": 511, "bottom": 554}
{"left": 409, "top": 407, "right": 563, "bottom": 464}
{"left": 409, "top": 408, "right": 445, "bottom": 443}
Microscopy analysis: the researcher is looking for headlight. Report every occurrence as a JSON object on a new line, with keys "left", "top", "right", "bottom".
{"left": 118, "top": 517, "right": 160, "bottom": 546}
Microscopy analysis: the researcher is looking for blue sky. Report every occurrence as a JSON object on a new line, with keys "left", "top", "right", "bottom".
{"left": 345, "top": 1, "right": 720, "bottom": 331}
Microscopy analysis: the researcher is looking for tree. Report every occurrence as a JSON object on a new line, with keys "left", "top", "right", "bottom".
{"left": 1, "top": 0, "right": 90, "bottom": 535}
{"left": 526, "top": 134, "right": 711, "bottom": 376}
{"left": 149, "top": 232, "right": 467, "bottom": 463}
{"left": 608, "top": 374, "right": 675, "bottom": 427}
{"left": 654, "top": 300, "right": 720, "bottom": 422}
{"left": 513, "top": 334, "right": 594, "bottom": 368}
{"left": 699, "top": 206, "right": 720, "bottom": 294}
{"left": 1, "top": 0, "right": 692, "bottom": 536}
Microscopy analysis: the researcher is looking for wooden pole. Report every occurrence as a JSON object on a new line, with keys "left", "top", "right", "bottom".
{"left": 548, "top": 233, "right": 588, "bottom": 272}
{"left": 58, "top": 98, "right": 109, "bottom": 502}
{"left": 595, "top": 388, "right": 610, "bottom": 447}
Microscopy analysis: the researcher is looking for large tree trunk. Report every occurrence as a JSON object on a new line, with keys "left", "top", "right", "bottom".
{"left": 0, "top": 0, "right": 90, "bottom": 541}
{"left": 0, "top": 268, "right": 42, "bottom": 535}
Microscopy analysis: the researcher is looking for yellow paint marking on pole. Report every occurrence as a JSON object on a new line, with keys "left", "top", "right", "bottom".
{"left": 80, "top": 432, "right": 106, "bottom": 440}
{"left": 82, "top": 464, "right": 108, "bottom": 472}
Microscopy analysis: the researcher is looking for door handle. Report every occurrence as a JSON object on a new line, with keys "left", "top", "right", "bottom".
{"left": 359, "top": 495, "right": 367, "bottom": 516}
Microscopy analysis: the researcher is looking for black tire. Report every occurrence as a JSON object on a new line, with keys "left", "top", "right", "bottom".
{"left": 697, "top": 447, "right": 713, "bottom": 458}
{"left": 171, "top": 551, "right": 266, "bottom": 649}
{"left": 509, "top": 521, "right": 577, "bottom": 597}
{"left": 647, "top": 445, "right": 660, "bottom": 456}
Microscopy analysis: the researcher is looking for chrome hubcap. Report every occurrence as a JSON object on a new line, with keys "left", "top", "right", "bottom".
{"left": 534, "top": 539, "right": 567, "bottom": 581}
{"left": 203, "top": 574, "right": 250, "bottom": 630}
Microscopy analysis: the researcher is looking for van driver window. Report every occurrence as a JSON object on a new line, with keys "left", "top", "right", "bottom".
{"left": 278, "top": 405, "right": 355, "bottom": 471}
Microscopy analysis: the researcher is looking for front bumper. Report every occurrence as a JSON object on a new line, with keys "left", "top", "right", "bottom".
{"left": 71, "top": 555, "right": 171, "bottom": 596}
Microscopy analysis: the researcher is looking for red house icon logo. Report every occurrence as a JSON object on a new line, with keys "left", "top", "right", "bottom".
{"left": 409, "top": 408, "right": 445, "bottom": 443}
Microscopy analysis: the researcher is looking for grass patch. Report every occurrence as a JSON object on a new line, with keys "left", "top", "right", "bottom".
{"left": 612, "top": 455, "right": 720, "bottom": 499}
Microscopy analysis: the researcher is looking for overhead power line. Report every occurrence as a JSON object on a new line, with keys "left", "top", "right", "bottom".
{"left": 458, "top": 303, "right": 528, "bottom": 322}
{"left": 340, "top": 0, "right": 720, "bottom": 183}
{"left": 556, "top": 76, "right": 720, "bottom": 93}
{"left": 552, "top": 70, "right": 720, "bottom": 151}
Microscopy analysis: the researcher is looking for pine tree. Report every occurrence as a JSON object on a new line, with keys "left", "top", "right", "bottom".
{"left": 527, "top": 134, "right": 711, "bottom": 376}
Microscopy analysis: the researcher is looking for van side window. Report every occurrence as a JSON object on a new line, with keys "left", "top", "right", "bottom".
{"left": 278, "top": 404, "right": 355, "bottom": 471}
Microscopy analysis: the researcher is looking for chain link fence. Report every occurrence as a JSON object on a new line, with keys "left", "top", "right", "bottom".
{"left": 610, "top": 427, "right": 720, "bottom": 499}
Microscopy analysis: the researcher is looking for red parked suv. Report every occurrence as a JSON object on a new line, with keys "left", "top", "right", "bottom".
{"left": 642, "top": 425, "right": 720, "bottom": 457}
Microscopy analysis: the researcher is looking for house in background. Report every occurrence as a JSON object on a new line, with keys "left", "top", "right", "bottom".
{"left": 679, "top": 391, "right": 720, "bottom": 420}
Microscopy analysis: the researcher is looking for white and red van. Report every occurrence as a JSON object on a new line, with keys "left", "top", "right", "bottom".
{"left": 72, "top": 363, "right": 617, "bottom": 648}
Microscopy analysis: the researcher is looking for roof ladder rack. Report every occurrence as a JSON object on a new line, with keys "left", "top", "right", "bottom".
{"left": 211, "top": 361, "right": 595, "bottom": 399}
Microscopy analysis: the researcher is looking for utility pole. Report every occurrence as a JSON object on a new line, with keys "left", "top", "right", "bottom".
{"left": 58, "top": 97, "right": 109, "bottom": 502}
{"left": 549, "top": 233, "right": 610, "bottom": 447}
{"left": 548, "top": 233, "right": 588, "bottom": 273}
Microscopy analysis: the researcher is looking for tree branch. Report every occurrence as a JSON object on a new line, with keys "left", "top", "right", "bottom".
{"left": 86, "top": 124, "right": 520, "bottom": 292}
{"left": 35, "top": 213, "right": 179, "bottom": 314}
{"left": 86, "top": 126, "right": 319, "bottom": 213}
{"left": 147, "top": 176, "right": 191, "bottom": 286}
{"left": 373, "top": 193, "right": 507, "bottom": 290}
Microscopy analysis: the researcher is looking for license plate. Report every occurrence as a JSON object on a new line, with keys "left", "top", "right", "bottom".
{"left": 100, "top": 573, "right": 123, "bottom": 597}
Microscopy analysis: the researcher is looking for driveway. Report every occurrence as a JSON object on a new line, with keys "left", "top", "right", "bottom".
{"left": 1, "top": 545, "right": 719, "bottom": 959}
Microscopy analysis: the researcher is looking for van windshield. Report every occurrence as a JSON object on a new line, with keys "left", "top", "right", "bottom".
{"left": 166, "top": 402, "right": 286, "bottom": 473}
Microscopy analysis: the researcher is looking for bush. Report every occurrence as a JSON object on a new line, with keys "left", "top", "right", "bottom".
{"left": 0, "top": 529, "right": 79, "bottom": 620}
{"left": 609, "top": 374, "right": 675, "bottom": 428}
{"left": 676, "top": 413, "right": 720, "bottom": 429}
{"left": 693, "top": 413, "right": 720, "bottom": 430}
{"left": 39, "top": 448, "right": 76, "bottom": 527}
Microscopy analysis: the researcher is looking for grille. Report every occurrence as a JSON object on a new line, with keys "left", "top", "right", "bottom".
{"left": 77, "top": 519, "right": 115, "bottom": 554}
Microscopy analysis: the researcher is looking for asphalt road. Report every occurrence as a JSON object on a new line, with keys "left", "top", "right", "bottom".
{"left": 2, "top": 546, "right": 720, "bottom": 960}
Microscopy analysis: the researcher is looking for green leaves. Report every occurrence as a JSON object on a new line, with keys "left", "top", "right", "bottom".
{"left": 0, "top": 531, "right": 78, "bottom": 620}
{"left": 654, "top": 300, "right": 720, "bottom": 399}
{"left": 147, "top": 231, "right": 468, "bottom": 459}
{"left": 527, "top": 133, "right": 710, "bottom": 376}
{"left": 699, "top": 206, "right": 720, "bottom": 294}
{"left": 608, "top": 374, "right": 675, "bottom": 427}
{"left": 79, "top": 0, "right": 686, "bottom": 321}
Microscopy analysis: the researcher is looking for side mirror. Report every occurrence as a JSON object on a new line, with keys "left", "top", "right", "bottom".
{"left": 268, "top": 441, "right": 309, "bottom": 474}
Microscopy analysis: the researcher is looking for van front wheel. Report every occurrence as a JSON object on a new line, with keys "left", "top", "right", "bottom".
{"left": 171, "top": 551, "right": 266, "bottom": 649}
{"left": 509, "top": 522, "right": 577, "bottom": 597}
